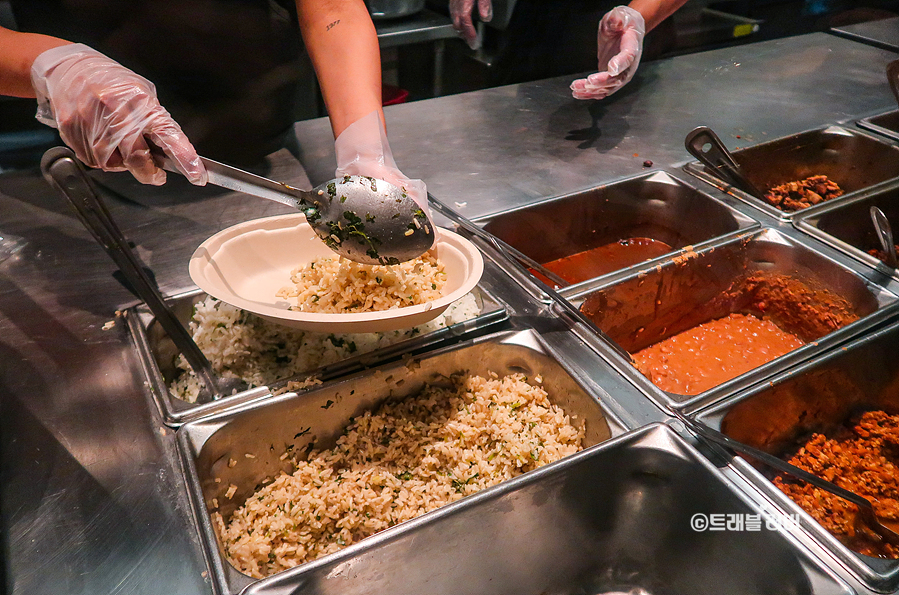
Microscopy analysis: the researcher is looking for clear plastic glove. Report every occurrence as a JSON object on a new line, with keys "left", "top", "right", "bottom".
{"left": 31, "top": 43, "right": 206, "bottom": 186}
{"left": 334, "top": 110, "right": 429, "bottom": 215}
{"left": 450, "top": 0, "right": 493, "bottom": 50}
{"left": 570, "top": 6, "right": 645, "bottom": 100}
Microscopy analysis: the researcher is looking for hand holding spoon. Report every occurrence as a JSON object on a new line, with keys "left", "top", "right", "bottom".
{"left": 159, "top": 154, "right": 435, "bottom": 265}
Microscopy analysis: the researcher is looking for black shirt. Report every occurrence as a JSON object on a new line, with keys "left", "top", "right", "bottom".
{"left": 12, "top": 0, "right": 306, "bottom": 166}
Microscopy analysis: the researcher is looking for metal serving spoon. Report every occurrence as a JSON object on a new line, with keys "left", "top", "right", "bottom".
{"left": 685, "top": 126, "right": 765, "bottom": 200}
{"left": 159, "top": 154, "right": 435, "bottom": 265}
{"left": 675, "top": 411, "right": 899, "bottom": 547}
{"left": 41, "top": 147, "right": 245, "bottom": 403}
{"left": 870, "top": 206, "right": 899, "bottom": 269}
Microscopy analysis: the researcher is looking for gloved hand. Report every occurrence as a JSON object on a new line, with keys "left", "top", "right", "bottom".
{"left": 570, "top": 6, "right": 645, "bottom": 100}
{"left": 334, "top": 110, "right": 429, "bottom": 215}
{"left": 450, "top": 0, "right": 493, "bottom": 50}
{"left": 31, "top": 43, "right": 206, "bottom": 186}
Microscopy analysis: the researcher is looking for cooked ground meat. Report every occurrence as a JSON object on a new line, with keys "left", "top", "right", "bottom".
{"left": 867, "top": 245, "right": 899, "bottom": 265}
{"left": 774, "top": 410, "right": 899, "bottom": 559}
{"left": 763, "top": 175, "right": 843, "bottom": 212}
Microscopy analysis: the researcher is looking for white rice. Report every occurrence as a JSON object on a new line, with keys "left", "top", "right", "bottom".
{"left": 213, "top": 373, "right": 584, "bottom": 578}
{"left": 169, "top": 293, "right": 480, "bottom": 402}
{"left": 276, "top": 252, "right": 445, "bottom": 313}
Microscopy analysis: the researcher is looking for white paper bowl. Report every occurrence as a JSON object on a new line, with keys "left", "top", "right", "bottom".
{"left": 188, "top": 213, "right": 484, "bottom": 333}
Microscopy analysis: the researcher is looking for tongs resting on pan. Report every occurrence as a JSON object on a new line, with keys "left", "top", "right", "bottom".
{"left": 685, "top": 126, "right": 765, "bottom": 200}
{"left": 429, "top": 197, "right": 637, "bottom": 365}
{"left": 676, "top": 411, "right": 899, "bottom": 547}
{"left": 41, "top": 147, "right": 244, "bottom": 403}
{"left": 870, "top": 206, "right": 899, "bottom": 269}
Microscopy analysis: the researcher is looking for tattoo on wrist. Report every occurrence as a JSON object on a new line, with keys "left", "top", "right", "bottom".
{"left": 326, "top": 20, "right": 340, "bottom": 31}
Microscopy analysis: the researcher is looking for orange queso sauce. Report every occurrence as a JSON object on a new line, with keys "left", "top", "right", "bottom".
{"left": 633, "top": 313, "right": 804, "bottom": 395}
{"left": 530, "top": 238, "right": 672, "bottom": 286}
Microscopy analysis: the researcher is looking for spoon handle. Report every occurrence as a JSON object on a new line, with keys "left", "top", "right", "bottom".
{"left": 430, "top": 197, "right": 637, "bottom": 366}
{"left": 673, "top": 411, "right": 899, "bottom": 547}
{"left": 685, "top": 126, "right": 765, "bottom": 200}
{"left": 887, "top": 59, "right": 899, "bottom": 108}
{"left": 157, "top": 152, "right": 307, "bottom": 210}
{"left": 870, "top": 206, "right": 899, "bottom": 269}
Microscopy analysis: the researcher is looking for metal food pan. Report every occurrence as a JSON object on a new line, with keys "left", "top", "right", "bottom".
{"left": 695, "top": 318, "right": 899, "bottom": 592}
{"left": 563, "top": 228, "right": 898, "bottom": 412}
{"left": 177, "top": 329, "right": 629, "bottom": 595}
{"left": 474, "top": 170, "right": 758, "bottom": 291}
{"left": 240, "top": 424, "right": 852, "bottom": 595}
{"left": 858, "top": 110, "right": 899, "bottom": 144}
{"left": 796, "top": 183, "right": 899, "bottom": 280}
{"left": 126, "top": 272, "right": 509, "bottom": 427}
{"left": 684, "top": 125, "right": 899, "bottom": 221}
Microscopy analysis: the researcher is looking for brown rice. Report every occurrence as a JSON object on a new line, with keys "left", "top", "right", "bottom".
{"left": 170, "top": 293, "right": 480, "bottom": 402}
{"left": 214, "top": 373, "right": 584, "bottom": 578}
{"left": 276, "top": 252, "right": 445, "bottom": 313}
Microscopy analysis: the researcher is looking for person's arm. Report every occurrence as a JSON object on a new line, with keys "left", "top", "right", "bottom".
{"left": 295, "top": 0, "right": 430, "bottom": 214}
{"left": 629, "top": 0, "right": 689, "bottom": 31}
{"left": 0, "top": 26, "right": 70, "bottom": 97}
{"left": 295, "top": 0, "right": 383, "bottom": 138}
{"left": 0, "top": 25, "right": 204, "bottom": 185}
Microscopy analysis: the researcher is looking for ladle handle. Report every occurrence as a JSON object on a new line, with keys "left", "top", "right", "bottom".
{"left": 40, "top": 147, "right": 223, "bottom": 400}
{"left": 154, "top": 149, "right": 306, "bottom": 211}
{"left": 429, "top": 197, "right": 636, "bottom": 366}
{"left": 887, "top": 59, "right": 899, "bottom": 108}
{"left": 674, "top": 411, "right": 875, "bottom": 513}
{"left": 870, "top": 206, "right": 898, "bottom": 269}
{"left": 684, "top": 126, "right": 764, "bottom": 199}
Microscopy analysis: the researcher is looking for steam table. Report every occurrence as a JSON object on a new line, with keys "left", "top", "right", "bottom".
{"left": 2, "top": 31, "right": 898, "bottom": 595}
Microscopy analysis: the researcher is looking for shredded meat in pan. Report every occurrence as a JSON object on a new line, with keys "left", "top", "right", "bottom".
{"left": 774, "top": 410, "right": 899, "bottom": 559}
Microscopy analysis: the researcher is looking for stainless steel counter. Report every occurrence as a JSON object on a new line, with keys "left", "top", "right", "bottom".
{"left": 296, "top": 32, "right": 898, "bottom": 218}
{"left": 831, "top": 16, "right": 899, "bottom": 53}
{"left": 0, "top": 157, "right": 305, "bottom": 595}
{"left": 2, "top": 32, "right": 898, "bottom": 595}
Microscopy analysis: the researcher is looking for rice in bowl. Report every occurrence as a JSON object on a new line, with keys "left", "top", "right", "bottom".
{"left": 213, "top": 372, "right": 585, "bottom": 578}
{"left": 169, "top": 293, "right": 480, "bottom": 402}
{"left": 276, "top": 251, "right": 445, "bottom": 314}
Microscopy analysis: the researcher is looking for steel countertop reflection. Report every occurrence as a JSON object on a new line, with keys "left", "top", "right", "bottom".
{"left": 293, "top": 32, "right": 898, "bottom": 219}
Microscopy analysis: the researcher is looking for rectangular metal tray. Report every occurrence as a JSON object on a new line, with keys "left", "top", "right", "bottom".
{"left": 684, "top": 125, "right": 899, "bottom": 221}
{"left": 177, "top": 329, "right": 632, "bottom": 595}
{"left": 241, "top": 424, "right": 852, "bottom": 595}
{"left": 695, "top": 318, "right": 899, "bottom": 592}
{"left": 858, "top": 109, "right": 899, "bottom": 144}
{"left": 474, "top": 170, "right": 758, "bottom": 291}
{"left": 127, "top": 272, "right": 509, "bottom": 426}
{"left": 561, "top": 227, "right": 898, "bottom": 412}
{"left": 796, "top": 183, "right": 899, "bottom": 281}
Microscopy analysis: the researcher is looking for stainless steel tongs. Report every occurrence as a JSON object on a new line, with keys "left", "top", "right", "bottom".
{"left": 41, "top": 146, "right": 244, "bottom": 403}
